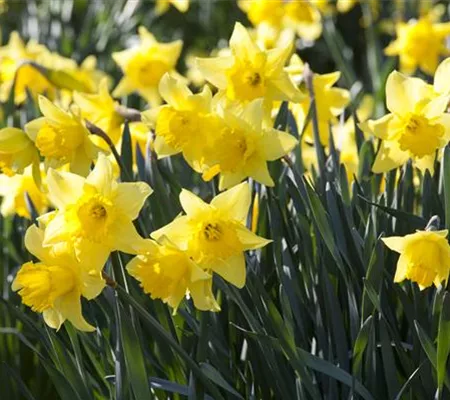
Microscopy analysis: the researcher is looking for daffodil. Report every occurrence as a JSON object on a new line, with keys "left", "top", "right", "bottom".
{"left": 382, "top": 229, "right": 450, "bottom": 290}
{"left": 290, "top": 64, "right": 350, "bottom": 145}
{"left": 196, "top": 22, "right": 303, "bottom": 106}
{"left": 385, "top": 13, "right": 450, "bottom": 75}
{"left": 41, "top": 154, "right": 152, "bottom": 258}
{"left": 0, "top": 127, "right": 39, "bottom": 176}
{"left": 127, "top": 238, "right": 219, "bottom": 312}
{"left": 152, "top": 182, "right": 271, "bottom": 288}
{"left": 12, "top": 225, "right": 105, "bottom": 331}
{"left": 0, "top": 166, "right": 48, "bottom": 219}
{"left": 204, "top": 99, "right": 298, "bottom": 190}
{"left": 112, "top": 26, "right": 183, "bottom": 106}
{"left": 142, "top": 73, "right": 216, "bottom": 171}
{"left": 283, "top": 0, "right": 323, "bottom": 41}
{"left": 24, "top": 95, "right": 101, "bottom": 176}
{"left": 0, "top": 31, "right": 55, "bottom": 104}
{"left": 73, "top": 78, "right": 125, "bottom": 147}
{"left": 366, "top": 71, "right": 450, "bottom": 174}
{"left": 238, "top": 0, "right": 285, "bottom": 28}
{"left": 155, "top": 0, "right": 189, "bottom": 15}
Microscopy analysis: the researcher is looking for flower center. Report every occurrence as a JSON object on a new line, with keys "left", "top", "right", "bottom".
{"left": 398, "top": 114, "right": 444, "bottom": 158}
{"left": 13, "top": 262, "right": 75, "bottom": 312}
{"left": 226, "top": 58, "right": 267, "bottom": 101}
{"left": 156, "top": 108, "right": 201, "bottom": 151}
{"left": 35, "top": 122, "right": 84, "bottom": 162}
{"left": 129, "top": 52, "right": 170, "bottom": 87}
{"left": 70, "top": 189, "right": 116, "bottom": 242}
{"left": 190, "top": 216, "right": 242, "bottom": 263}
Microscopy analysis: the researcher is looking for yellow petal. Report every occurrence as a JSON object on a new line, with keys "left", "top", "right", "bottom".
{"left": 219, "top": 171, "right": 247, "bottom": 191}
{"left": 153, "top": 135, "right": 179, "bottom": 158}
{"left": 414, "top": 154, "right": 435, "bottom": 174}
{"left": 108, "top": 217, "right": 148, "bottom": 254}
{"left": 247, "top": 160, "right": 274, "bottom": 186}
{"left": 381, "top": 236, "right": 406, "bottom": 253}
{"left": 211, "top": 182, "right": 251, "bottom": 223}
{"left": 179, "top": 189, "right": 210, "bottom": 216}
{"left": 114, "top": 182, "right": 153, "bottom": 220}
{"left": 43, "top": 212, "right": 73, "bottom": 245}
{"left": 70, "top": 146, "right": 95, "bottom": 177}
{"left": 47, "top": 169, "right": 84, "bottom": 209}
{"left": 434, "top": 57, "right": 450, "bottom": 94}
{"left": 55, "top": 291, "right": 95, "bottom": 332}
{"left": 229, "top": 22, "right": 260, "bottom": 61}
{"left": 195, "top": 56, "right": 234, "bottom": 89}
{"left": 262, "top": 129, "right": 298, "bottom": 161}
{"left": 43, "top": 309, "right": 65, "bottom": 330}
{"left": 158, "top": 73, "right": 192, "bottom": 108}
{"left": 211, "top": 253, "right": 246, "bottom": 288}
{"left": 86, "top": 154, "right": 115, "bottom": 196}
{"left": 150, "top": 216, "right": 191, "bottom": 249}
{"left": 385, "top": 71, "right": 429, "bottom": 115}
{"left": 422, "top": 95, "right": 449, "bottom": 119}
{"left": 372, "top": 140, "right": 409, "bottom": 173}
{"left": 189, "top": 279, "right": 220, "bottom": 311}
{"left": 0, "top": 128, "right": 31, "bottom": 152}
{"left": 38, "top": 95, "right": 71, "bottom": 124}
{"left": 24, "top": 225, "right": 48, "bottom": 261}
{"left": 112, "top": 76, "right": 135, "bottom": 97}
{"left": 24, "top": 117, "right": 46, "bottom": 141}
{"left": 235, "top": 225, "right": 272, "bottom": 250}
{"left": 393, "top": 253, "right": 408, "bottom": 283}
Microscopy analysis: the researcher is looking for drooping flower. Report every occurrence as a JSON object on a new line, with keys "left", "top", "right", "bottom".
{"left": 142, "top": 73, "right": 217, "bottom": 171}
{"left": 127, "top": 238, "right": 219, "bottom": 312}
{"left": 366, "top": 71, "right": 450, "bottom": 174}
{"left": 24, "top": 95, "right": 101, "bottom": 176}
{"left": 41, "top": 154, "right": 152, "bottom": 258}
{"left": 12, "top": 225, "right": 106, "bottom": 331}
{"left": 384, "top": 13, "right": 450, "bottom": 75}
{"left": 382, "top": 230, "right": 450, "bottom": 290}
{"left": 0, "top": 127, "right": 39, "bottom": 176}
{"left": 196, "top": 22, "right": 303, "bottom": 107}
{"left": 154, "top": 0, "right": 189, "bottom": 15}
{"left": 289, "top": 57, "right": 350, "bottom": 146}
{"left": 152, "top": 182, "right": 271, "bottom": 288}
{"left": 0, "top": 166, "right": 48, "bottom": 219}
{"left": 112, "top": 26, "right": 183, "bottom": 106}
{"left": 203, "top": 99, "right": 298, "bottom": 190}
{"left": 73, "top": 78, "right": 125, "bottom": 147}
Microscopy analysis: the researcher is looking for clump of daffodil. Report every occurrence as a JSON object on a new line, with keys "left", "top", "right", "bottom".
{"left": 288, "top": 55, "right": 350, "bottom": 146}
{"left": 384, "top": 10, "right": 450, "bottom": 75}
{"left": 142, "top": 73, "right": 216, "bottom": 171}
{"left": 73, "top": 78, "right": 125, "bottom": 147}
{"left": 383, "top": 229, "right": 450, "bottom": 290}
{"left": 41, "top": 154, "right": 152, "bottom": 260}
{"left": 365, "top": 71, "right": 450, "bottom": 174}
{"left": 0, "top": 166, "right": 48, "bottom": 219}
{"left": 196, "top": 22, "right": 303, "bottom": 108}
{"left": 12, "top": 225, "right": 105, "bottom": 331}
{"left": 154, "top": 0, "right": 189, "bottom": 15}
{"left": 152, "top": 182, "right": 271, "bottom": 288}
{"left": 0, "top": 31, "right": 55, "bottom": 104}
{"left": 127, "top": 238, "right": 220, "bottom": 312}
{"left": 204, "top": 99, "right": 298, "bottom": 190}
{"left": 0, "top": 127, "right": 39, "bottom": 176}
{"left": 25, "top": 95, "right": 102, "bottom": 176}
{"left": 113, "top": 26, "right": 183, "bottom": 106}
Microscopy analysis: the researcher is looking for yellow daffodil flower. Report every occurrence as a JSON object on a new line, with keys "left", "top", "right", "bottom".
{"left": 204, "top": 99, "right": 298, "bottom": 190}
{"left": 196, "top": 22, "right": 303, "bottom": 106}
{"left": 0, "top": 31, "right": 55, "bottom": 104}
{"left": 142, "top": 73, "right": 216, "bottom": 171}
{"left": 152, "top": 182, "right": 271, "bottom": 288}
{"left": 0, "top": 166, "right": 48, "bottom": 219}
{"left": 41, "top": 154, "right": 152, "bottom": 257}
{"left": 24, "top": 95, "right": 101, "bottom": 176}
{"left": 382, "top": 229, "right": 450, "bottom": 290}
{"left": 290, "top": 65, "right": 350, "bottom": 146}
{"left": 12, "top": 225, "right": 105, "bottom": 331}
{"left": 0, "top": 127, "right": 39, "bottom": 176}
{"left": 366, "top": 71, "right": 450, "bottom": 174}
{"left": 127, "top": 238, "right": 220, "bottom": 312}
{"left": 73, "top": 79, "right": 125, "bottom": 147}
{"left": 385, "top": 13, "right": 450, "bottom": 75}
{"left": 112, "top": 26, "right": 183, "bottom": 106}
{"left": 155, "top": 0, "right": 189, "bottom": 15}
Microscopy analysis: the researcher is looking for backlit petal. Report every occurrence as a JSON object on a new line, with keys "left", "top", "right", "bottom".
{"left": 211, "top": 182, "right": 251, "bottom": 223}
{"left": 47, "top": 169, "right": 84, "bottom": 209}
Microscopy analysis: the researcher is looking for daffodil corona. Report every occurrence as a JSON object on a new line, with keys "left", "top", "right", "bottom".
{"left": 383, "top": 230, "right": 450, "bottom": 290}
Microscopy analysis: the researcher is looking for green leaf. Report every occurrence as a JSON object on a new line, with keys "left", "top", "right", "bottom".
{"left": 437, "top": 292, "right": 450, "bottom": 394}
